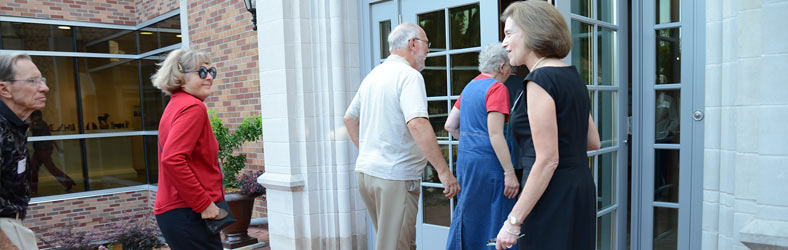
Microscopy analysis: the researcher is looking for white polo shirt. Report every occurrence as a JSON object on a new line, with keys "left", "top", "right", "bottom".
{"left": 345, "top": 55, "right": 429, "bottom": 181}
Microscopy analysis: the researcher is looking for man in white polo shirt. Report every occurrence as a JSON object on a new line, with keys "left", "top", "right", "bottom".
{"left": 344, "top": 23, "right": 460, "bottom": 250}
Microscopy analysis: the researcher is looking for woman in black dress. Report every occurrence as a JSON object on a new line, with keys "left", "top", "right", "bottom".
{"left": 494, "top": 1, "right": 601, "bottom": 250}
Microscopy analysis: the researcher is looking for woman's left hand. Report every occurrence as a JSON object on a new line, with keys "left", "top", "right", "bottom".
{"left": 495, "top": 222, "right": 520, "bottom": 250}
{"left": 503, "top": 170, "right": 520, "bottom": 199}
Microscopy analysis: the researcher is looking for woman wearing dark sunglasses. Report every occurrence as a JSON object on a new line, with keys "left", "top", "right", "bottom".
{"left": 150, "top": 49, "right": 224, "bottom": 250}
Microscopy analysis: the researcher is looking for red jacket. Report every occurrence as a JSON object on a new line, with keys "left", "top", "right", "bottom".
{"left": 154, "top": 91, "right": 223, "bottom": 215}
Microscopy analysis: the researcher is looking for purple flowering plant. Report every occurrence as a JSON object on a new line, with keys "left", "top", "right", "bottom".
{"left": 237, "top": 170, "right": 266, "bottom": 198}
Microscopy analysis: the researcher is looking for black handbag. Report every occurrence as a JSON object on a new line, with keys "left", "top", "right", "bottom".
{"left": 204, "top": 200, "right": 237, "bottom": 234}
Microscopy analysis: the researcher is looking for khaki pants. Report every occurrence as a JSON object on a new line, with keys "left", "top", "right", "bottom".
{"left": 356, "top": 172, "right": 419, "bottom": 250}
{"left": 0, "top": 217, "right": 38, "bottom": 250}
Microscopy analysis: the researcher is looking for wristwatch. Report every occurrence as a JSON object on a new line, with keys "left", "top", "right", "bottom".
{"left": 508, "top": 215, "right": 519, "bottom": 225}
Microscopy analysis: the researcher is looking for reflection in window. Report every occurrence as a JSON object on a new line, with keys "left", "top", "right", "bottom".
{"left": 597, "top": 211, "right": 616, "bottom": 250}
{"left": 418, "top": 10, "right": 446, "bottom": 52}
{"left": 75, "top": 27, "right": 137, "bottom": 54}
{"left": 429, "top": 101, "right": 449, "bottom": 140}
{"left": 654, "top": 149, "right": 680, "bottom": 203}
{"left": 85, "top": 136, "right": 147, "bottom": 191}
{"left": 597, "top": 152, "right": 616, "bottom": 210}
{"left": 449, "top": 4, "right": 480, "bottom": 50}
{"left": 424, "top": 144, "right": 451, "bottom": 183}
{"left": 424, "top": 56, "right": 447, "bottom": 97}
{"left": 0, "top": 22, "right": 74, "bottom": 51}
{"left": 597, "top": 27, "right": 616, "bottom": 85}
{"left": 423, "top": 186, "right": 451, "bottom": 226}
{"left": 656, "top": 0, "right": 680, "bottom": 24}
{"left": 30, "top": 56, "right": 80, "bottom": 136}
{"left": 653, "top": 207, "right": 678, "bottom": 250}
{"left": 141, "top": 56, "right": 170, "bottom": 130}
{"left": 379, "top": 20, "right": 391, "bottom": 59}
{"left": 139, "top": 15, "right": 182, "bottom": 53}
{"left": 27, "top": 139, "right": 82, "bottom": 196}
{"left": 655, "top": 90, "right": 680, "bottom": 143}
{"left": 571, "top": 21, "right": 593, "bottom": 85}
{"left": 598, "top": 91, "right": 617, "bottom": 148}
{"left": 450, "top": 52, "right": 479, "bottom": 96}
{"left": 571, "top": 0, "right": 592, "bottom": 18}
{"left": 656, "top": 28, "right": 680, "bottom": 84}
{"left": 78, "top": 58, "right": 142, "bottom": 133}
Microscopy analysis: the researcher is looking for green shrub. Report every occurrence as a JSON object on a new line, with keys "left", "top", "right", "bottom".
{"left": 208, "top": 111, "right": 263, "bottom": 189}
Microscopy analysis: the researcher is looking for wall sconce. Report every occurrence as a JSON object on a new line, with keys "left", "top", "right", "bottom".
{"left": 243, "top": 0, "right": 257, "bottom": 30}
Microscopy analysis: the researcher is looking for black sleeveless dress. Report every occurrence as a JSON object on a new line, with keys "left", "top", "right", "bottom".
{"left": 510, "top": 66, "right": 596, "bottom": 250}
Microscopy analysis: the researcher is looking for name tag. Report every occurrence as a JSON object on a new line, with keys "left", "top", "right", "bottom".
{"left": 17, "top": 158, "right": 26, "bottom": 174}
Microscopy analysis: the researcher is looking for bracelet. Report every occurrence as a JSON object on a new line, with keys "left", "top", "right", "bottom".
{"left": 504, "top": 227, "right": 520, "bottom": 236}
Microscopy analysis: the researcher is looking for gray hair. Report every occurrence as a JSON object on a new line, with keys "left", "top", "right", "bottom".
{"left": 0, "top": 53, "right": 33, "bottom": 82}
{"left": 150, "top": 49, "right": 212, "bottom": 95}
{"left": 388, "top": 23, "right": 421, "bottom": 51}
{"left": 478, "top": 43, "right": 510, "bottom": 73}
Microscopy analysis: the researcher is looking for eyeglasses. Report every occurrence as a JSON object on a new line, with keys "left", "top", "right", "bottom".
{"left": 414, "top": 38, "right": 431, "bottom": 48}
{"left": 4, "top": 77, "right": 46, "bottom": 86}
{"left": 180, "top": 66, "right": 217, "bottom": 79}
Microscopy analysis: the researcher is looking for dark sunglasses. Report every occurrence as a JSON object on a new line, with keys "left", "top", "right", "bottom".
{"left": 180, "top": 65, "right": 217, "bottom": 79}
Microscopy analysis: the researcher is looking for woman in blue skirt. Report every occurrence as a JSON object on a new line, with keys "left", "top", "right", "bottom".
{"left": 444, "top": 43, "right": 520, "bottom": 250}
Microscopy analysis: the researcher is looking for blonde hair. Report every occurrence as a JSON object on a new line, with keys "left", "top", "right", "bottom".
{"left": 150, "top": 49, "right": 212, "bottom": 95}
{"left": 501, "top": 1, "right": 571, "bottom": 58}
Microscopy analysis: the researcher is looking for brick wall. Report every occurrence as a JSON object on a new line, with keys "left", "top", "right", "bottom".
{"left": 24, "top": 190, "right": 156, "bottom": 249}
{"left": 135, "top": 0, "right": 178, "bottom": 24}
{"left": 0, "top": 0, "right": 137, "bottom": 25}
{"left": 185, "top": 0, "right": 265, "bottom": 217}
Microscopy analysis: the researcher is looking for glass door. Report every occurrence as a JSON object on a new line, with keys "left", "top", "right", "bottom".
{"left": 557, "top": 0, "right": 629, "bottom": 249}
{"left": 634, "top": 0, "right": 701, "bottom": 249}
{"left": 398, "top": 0, "right": 498, "bottom": 249}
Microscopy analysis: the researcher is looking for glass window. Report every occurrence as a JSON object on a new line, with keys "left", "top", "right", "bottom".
{"left": 598, "top": 91, "right": 617, "bottom": 148}
{"left": 1, "top": 22, "right": 74, "bottom": 51}
{"left": 598, "top": 27, "right": 616, "bottom": 86}
{"left": 653, "top": 207, "right": 678, "bottom": 249}
{"left": 656, "top": 0, "right": 680, "bottom": 24}
{"left": 424, "top": 145, "right": 450, "bottom": 183}
{"left": 424, "top": 56, "right": 448, "bottom": 97}
{"left": 597, "top": 211, "right": 616, "bottom": 250}
{"left": 598, "top": 0, "right": 615, "bottom": 23}
{"left": 139, "top": 15, "right": 182, "bottom": 53}
{"left": 75, "top": 27, "right": 137, "bottom": 54}
{"left": 655, "top": 90, "right": 680, "bottom": 143}
{"left": 597, "top": 152, "right": 617, "bottom": 210}
{"left": 30, "top": 56, "right": 80, "bottom": 136}
{"left": 656, "top": 28, "right": 681, "bottom": 84}
{"left": 85, "top": 136, "right": 147, "bottom": 190}
{"left": 449, "top": 4, "right": 480, "bottom": 50}
{"left": 28, "top": 139, "right": 83, "bottom": 197}
{"left": 379, "top": 20, "right": 391, "bottom": 58}
{"left": 571, "top": 21, "right": 593, "bottom": 85}
{"left": 654, "top": 149, "right": 680, "bottom": 202}
{"left": 418, "top": 10, "right": 446, "bottom": 52}
{"left": 572, "top": 0, "right": 592, "bottom": 18}
{"left": 429, "top": 101, "right": 449, "bottom": 140}
{"left": 423, "top": 186, "right": 451, "bottom": 226}
{"left": 78, "top": 58, "right": 142, "bottom": 133}
{"left": 141, "top": 56, "right": 170, "bottom": 130}
{"left": 450, "top": 52, "right": 479, "bottom": 96}
{"left": 144, "top": 135, "right": 159, "bottom": 184}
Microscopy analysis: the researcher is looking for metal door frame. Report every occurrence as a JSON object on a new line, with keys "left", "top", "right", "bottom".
{"left": 630, "top": 0, "right": 705, "bottom": 249}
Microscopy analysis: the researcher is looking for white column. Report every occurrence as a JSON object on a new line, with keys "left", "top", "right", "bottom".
{"left": 256, "top": 0, "right": 366, "bottom": 249}
{"left": 704, "top": 0, "right": 788, "bottom": 249}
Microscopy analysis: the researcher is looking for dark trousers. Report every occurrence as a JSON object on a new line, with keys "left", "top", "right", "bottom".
{"left": 155, "top": 207, "right": 223, "bottom": 250}
{"left": 30, "top": 148, "right": 74, "bottom": 193}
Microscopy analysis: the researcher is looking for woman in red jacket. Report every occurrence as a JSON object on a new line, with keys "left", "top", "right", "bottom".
{"left": 151, "top": 49, "right": 224, "bottom": 250}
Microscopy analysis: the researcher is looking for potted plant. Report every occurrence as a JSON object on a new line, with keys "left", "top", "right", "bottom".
{"left": 208, "top": 111, "right": 263, "bottom": 249}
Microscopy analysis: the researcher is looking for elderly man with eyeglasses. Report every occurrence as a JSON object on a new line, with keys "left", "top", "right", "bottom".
{"left": 0, "top": 53, "right": 47, "bottom": 250}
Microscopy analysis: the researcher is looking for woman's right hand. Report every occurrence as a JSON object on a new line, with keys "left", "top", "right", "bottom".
{"left": 503, "top": 170, "right": 520, "bottom": 199}
{"left": 201, "top": 202, "right": 220, "bottom": 219}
